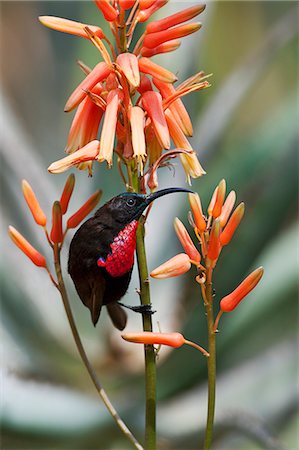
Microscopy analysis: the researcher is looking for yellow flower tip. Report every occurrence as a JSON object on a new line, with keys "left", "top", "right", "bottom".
{"left": 22, "top": 180, "right": 47, "bottom": 227}
{"left": 212, "top": 179, "right": 226, "bottom": 218}
{"left": 64, "top": 62, "right": 112, "bottom": 112}
{"left": 60, "top": 173, "right": 75, "bottom": 215}
{"left": 207, "top": 218, "right": 221, "bottom": 261}
{"left": 220, "top": 202, "right": 245, "bottom": 246}
{"left": 48, "top": 140, "right": 100, "bottom": 174}
{"left": 8, "top": 226, "right": 47, "bottom": 268}
{"left": 179, "top": 152, "right": 206, "bottom": 179}
{"left": 66, "top": 190, "right": 102, "bottom": 229}
{"left": 150, "top": 253, "right": 191, "bottom": 279}
{"left": 220, "top": 267, "right": 264, "bottom": 312}
{"left": 142, "top": 91, "right": 170, "bottom": 150}
{"left": 188, "top": 193, "right": 206, "bottom": 232}
{"left": 174, "top": 218, "right": 201, "bottom": 262}
{"left": 219, "top": 190, "right": 236, "bottom": 228}
{"left": 116, "top": 53, "right": 140, "bottom": 88}
{"left": 50, "top": 201, "right": 63, "bottom": 244}
{"left": 121, "top": 332, "right": 186, "bottom": 348}
{"left": 138, "top": 57, "right": 177, "bottom": 84}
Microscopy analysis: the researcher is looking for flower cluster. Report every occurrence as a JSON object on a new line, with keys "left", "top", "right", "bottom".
{"left": 150, "top": 179, "right": 264, "bottom": 327}
{"left": 8, "top": 176, "right": 101, "bottom": 277}
{"left": 40, "top": 1, "right": 209, "bottom": 184}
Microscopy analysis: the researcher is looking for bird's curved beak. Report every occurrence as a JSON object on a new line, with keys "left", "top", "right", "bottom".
{"left": 145, "top": 187, "right": 194, "bottom": 206}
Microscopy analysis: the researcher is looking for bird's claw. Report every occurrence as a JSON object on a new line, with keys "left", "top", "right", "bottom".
{"left": 118, "top": 302, "right": 156, "bottom": 315}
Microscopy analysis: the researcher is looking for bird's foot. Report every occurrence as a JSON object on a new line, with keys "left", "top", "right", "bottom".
{"left": 118, "top": 303, "right": 156, "bottom": 315}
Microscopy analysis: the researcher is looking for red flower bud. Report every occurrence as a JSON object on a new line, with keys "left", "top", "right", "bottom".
{"left": 50, "top": 201, "right": 63, "bottom": 244}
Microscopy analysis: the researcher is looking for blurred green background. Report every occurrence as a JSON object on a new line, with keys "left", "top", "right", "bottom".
{"left": 1, "top": 1, "right": 298, "bottom": 449}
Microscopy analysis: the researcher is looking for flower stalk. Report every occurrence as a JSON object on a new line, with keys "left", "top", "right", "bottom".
{"left": 131, "top": 168, "right": 157, "bottom": 450}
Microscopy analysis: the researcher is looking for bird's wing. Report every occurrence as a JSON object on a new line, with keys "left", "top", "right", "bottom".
{"left": 106, "top": 303, "right": 127, "bottom": 330}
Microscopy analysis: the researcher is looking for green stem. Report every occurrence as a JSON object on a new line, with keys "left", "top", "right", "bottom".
{"left": 53, "top": 244, "right": 143, "bottom": 450}
{"left": 131, "top": 167, "right": 157, "bottom": 450}
{"left": 203, "top": 268, "right": 216, "bottom": 450}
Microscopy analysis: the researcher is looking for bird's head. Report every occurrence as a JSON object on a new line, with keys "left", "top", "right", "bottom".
{"left": 98, "top": 187, "right": 194, "bottom": 226}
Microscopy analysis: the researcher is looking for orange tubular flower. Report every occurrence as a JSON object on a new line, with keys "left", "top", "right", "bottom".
{"left": 8, "top": 226, "right": 47, "bottom": 268}
{"left": 142, "top": 91, "right": 170, "bottom": 149}
{"left": 208, "top": 186, "right": 218, "bottom": 216}
{"left": 153, "top": 78, "right": 193, "bottom": 136}
{"left": 98, "top": 89, "right": 121, "bottom": 167}
{"left": 38, "top": 16, "right": 104, "bottom": 39}
{"left": 50, "top": 201, "right": 63, "bottom": 244}
{"left": 137, "top": 1, "right": 169, "bottom": 23}
{"left": 174, "top": 218, "right": 201, "bottom": 262}
{"left": 48, "top": 140, "right": 100, "bottom": 174}
{"left": 122, "top": 332, "right": 186, "bottom": 348}
{"left": 67, "top": 190, "right": 102, "bottom": 229}
{"left": 207, "top": 218, "right": 221, "bottom": 262}
{"left": 219, "top": 191, "right": 236, "bottom": 228}
{"left": 60, "top": 174, "right": 75, "bottom": 215}
{"left": 122, "top": 331, "right": 209, "bottom": 356}
{"left": 146, "top": 4, "right": 206, "bottom": 34}
{"left": 138, "top": 57, "right": 177, "bottom": 84}
{"left": 94, "top": 0, "right": 118, "bottom": 22}
{"left": 142, "top": 23, "right": 201, "bottom": 49}
{"left": 119, "top": 0, "right": 136, "bottom": 10}
{"left": 150, "top": 253, "right": 191, "bottom": 279}
{"left": 220, "top": 267, "right": 264, "bottom": 312}
{"left": 64, "top": 62, "right": 112, "bottom": 112}
{"left": 220, "top": 202, "right": 245, "bottom": 246}
{"left": 140, "top": 40, "right": 181, "bottom": 58}
{"left": 22, "top": 180, "right": 47, "bottom": 226}
{"left": 41, "top": 1, "right": 208, "bottom": 180}
{"left": 188, "top": 193, "right": 206, "bottom": 232}
{"left": 212, "top": 179, "right": 226, "bottom": 218}
{"left": 139, "top": 0, "right": 157, "bottom": 10}
{"left": 130, "top": 106, "right": 147, "bottom": 170}
{"left": 65, "top": 86, "right": 104, "bottom": 155}
{"left": 116, "top": 53, "right": 140, "bottom": 89}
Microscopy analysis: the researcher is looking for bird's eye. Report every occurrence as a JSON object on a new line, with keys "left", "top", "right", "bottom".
{"left": 126, "top": 198, "right": 136, "bottom": 207}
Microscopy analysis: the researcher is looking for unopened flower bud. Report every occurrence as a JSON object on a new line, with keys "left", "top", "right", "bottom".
{"left": 219, "top": 190, "right": 236, "bottom": 228}
{"left": 60, "top": 174, "right": 75, "bottom": 215}
{"left": 50, "top": 201, "right": 63, "bottom": 243}
{"left": 67, "top": 190, "right": 102, "bottom": 229}
{"left": 188, "top": 193, "right": 206, "bottom": 232}
{"left": 174, "top": 218, "right": 200, "bottom": 262}
{"left": 212, "top": 179, "right": 226, "bottom": 218}
{"left": 220, "top": 267, "right": 264, "bottom": 312}
{"left": 22, "top": 180, "right": 47, "bottom": 227}
{"left": 122, "top": 332, "right": 185, "bottom": 348}
{"left": 207, "top": 218, "right": 221, "bottom": 261}
{"left": 150, "top": 253, "right": 191, "bottom": 279}
{"left": 8, "top": 226, "right": 47, "bottom": 268}
{"left": 220, "top": 202, "right": 245, "bottom": 246}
